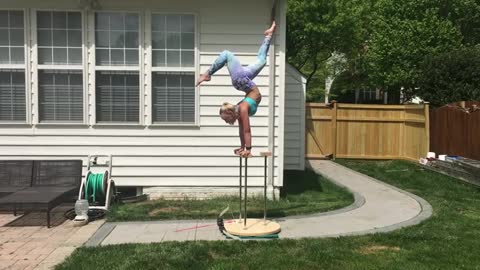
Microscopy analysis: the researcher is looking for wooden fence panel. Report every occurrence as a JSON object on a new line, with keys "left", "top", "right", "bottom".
{"left": 430, "top": 101, "right": 480, "bottom": 160}
{"left": 306, "top": 102, "right": 429, "bottom": 161}
{"left": 305, "top": 103, "right": 334, "bottom": 159}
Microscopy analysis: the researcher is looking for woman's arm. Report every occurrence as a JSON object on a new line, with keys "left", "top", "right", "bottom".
{"left": 238, "top": 103, "right": 252, "bottom": 157}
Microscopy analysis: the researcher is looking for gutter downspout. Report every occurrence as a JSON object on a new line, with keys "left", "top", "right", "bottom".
{"left": 268, "top": 0, "right": 277, "bottom": 199}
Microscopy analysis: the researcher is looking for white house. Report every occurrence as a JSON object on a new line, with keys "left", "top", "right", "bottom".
{"left": 0, "top": 0, "right": 305, "bottom": 198}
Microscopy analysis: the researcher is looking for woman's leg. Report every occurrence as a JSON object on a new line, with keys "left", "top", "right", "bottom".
{"left": 244, "top": 36, "right": 272, "bottom": 80}
{"left": 197, "top": 50, "right": 244, "bottom": 86}
{"left": 207, "top": 50, "right": 244, "bottom": 77}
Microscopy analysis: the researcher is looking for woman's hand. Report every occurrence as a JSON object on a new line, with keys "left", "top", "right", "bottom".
{"left": 234, "top": 147, "right": 244, "bottom": 156}
{"left": 240, "top": 149, "right": 252, "bottom": 158}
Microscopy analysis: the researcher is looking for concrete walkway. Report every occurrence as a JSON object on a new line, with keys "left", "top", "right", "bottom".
{"left": 87, "top": 160, "right": 432, "bottom": 246}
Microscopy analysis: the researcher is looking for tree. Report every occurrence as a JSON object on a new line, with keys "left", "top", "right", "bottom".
{"left": 287, "top": 0, "right": 372, "bottom": 93}
{"left": 365, "top": 0, "right": 463, "bottom": 100}
{"left": 417, "top": 47, "right": 480, "bottom": 107}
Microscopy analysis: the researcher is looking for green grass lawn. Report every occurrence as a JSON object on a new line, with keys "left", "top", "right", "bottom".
{"left": 58, "top": 160, "right": 480, "bottom": 270}
{"left": 107, "top": 169, "right": 354, "bottom": 221}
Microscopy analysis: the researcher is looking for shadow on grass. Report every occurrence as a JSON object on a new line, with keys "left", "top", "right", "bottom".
{"left": 281, "top": 169, "right": 323, "bottom": 198}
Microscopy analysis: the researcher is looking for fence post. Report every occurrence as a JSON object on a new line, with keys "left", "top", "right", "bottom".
{"left": 424, "top": 102, "right": 430, "bottom": 155}
{"left": 332, "top": 101, "right": 338, "bottom": 160}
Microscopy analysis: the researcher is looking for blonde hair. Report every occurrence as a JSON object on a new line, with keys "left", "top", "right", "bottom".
{"left": 219, "top": 102, "right": 237, "bottom": 119}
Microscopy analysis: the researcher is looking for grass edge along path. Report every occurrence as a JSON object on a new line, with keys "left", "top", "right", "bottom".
{"left": 58, "top": 160, "right": 480, "bottom": 270}
{"left": 107, "top": 169, "right": 354, "bottom": 222}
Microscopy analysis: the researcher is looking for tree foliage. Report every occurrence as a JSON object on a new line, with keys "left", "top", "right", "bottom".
{"left": 286, "top": 0, "right": 480, "bottom": 104}
{"left": 417, "top": 47, "right": 480, "bottom": 106}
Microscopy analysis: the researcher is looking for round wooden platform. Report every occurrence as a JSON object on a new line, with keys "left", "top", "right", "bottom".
{"left": 224, "top": 218, "right": 281, "bottom": 237}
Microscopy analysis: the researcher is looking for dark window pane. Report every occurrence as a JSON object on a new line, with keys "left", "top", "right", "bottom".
{"left": 53, "top": 48, "right": 68, "bottom": 64}
{"left": 10, "top": 11, "right": 24, "bottom": 28}
{"left": 52, "top": 12, "right": 67, "bottom": 29}
{"left": 125, "top": 49, "right": 138, "bottom": 65}
{"left": 166, "top": 32, "right": 180, "bottom": 49}
{"left": 95, "top": 49, "right": 109, "bottom": 65}
{"left": 125, "top": 32, "right": 138, "bottom": 48}
{"left": 53, "top": 30, "right": 67, "bottom": 46}
{"left": 95, "top": 30, "right": 109, "bottom": 48}
{"left": 0, "top": 11, "right": 8, "bottom": 28}
{"left": 68, "top": 48, "right": 82, "bottom": 64}
{"left": 67, "top": 12, "right": 82, "bottom": 29}
{"left": 166, "top": 51, "right": 180, "bottom": 67}
{"left": 0, "top": 71, "right": 26, "bottom": 121}
{"left": 152, "top": 15, "right": 165, "bottom": 31}
{"left": 10, "top": 29, "right": 24, "bottom": 46}
{"left": 110, "top": 13, "right": 124, "bottom": 31}
{"left": 0, "top": 48, "right": 9, "bottom": 63}
{"left": 152, "top": 31, "right": 166, "bottom": 49}
{"left": 96, "top": 71, "right": 139, "bottom": 123}
{"left": 10, "top": 47, "right": 24, "bottom": 64}
{"left": 166, "top": 15, "right": 181, "bottom": 32}
{"left": 68, "top": 30, "right": 82, "bottom": 47}
{"left": 38, "top": 48, "right": 53, "bottom": 64}
{"left": 37, "top": 29, "right": 52, "bottom": 46}
{"left": 181, "top": 51, "right": 194, "bottom": 67}
{"left": 152, "top": 50, "right": 166, "bottom": 67}
{"left": 37, "top": 12, "right": 52, "bottom": 29}
{"left": 181, "top": 15, "right": 195, "bottom": 32}
{"left": 0, "top": 30, "right": 8, "bottom": 46}
{"left": 181, "top": 32, "right": 194, "bottom": 50}
{"left": 125, "top": 14, "right": 138, "bottom": 31}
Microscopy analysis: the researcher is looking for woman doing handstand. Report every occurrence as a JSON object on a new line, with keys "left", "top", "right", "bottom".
{"left": 196, "top": 21, "right": 276, "bottom": 158}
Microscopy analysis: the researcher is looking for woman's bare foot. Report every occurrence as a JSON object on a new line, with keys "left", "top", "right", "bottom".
{"left": 196, "top": 72, "right": 211, "bottom": 87}
{"left": 264, "top": 21, "right": 276, "bottom": 37}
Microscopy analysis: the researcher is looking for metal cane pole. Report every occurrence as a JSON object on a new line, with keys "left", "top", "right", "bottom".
{"left": 264, "top": 155, "right": 267, "bottom": 223}
{"left": 239, "top": 156, "right": 242, "bottom": 222}
{"left": 244, "top": 157, "right": 248, "bottom": 228}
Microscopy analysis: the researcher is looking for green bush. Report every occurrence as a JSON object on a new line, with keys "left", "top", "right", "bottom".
{"left": 417, "top": 47, "right": 480, "bottom": 106}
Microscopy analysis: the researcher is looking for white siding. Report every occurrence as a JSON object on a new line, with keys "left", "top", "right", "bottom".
{"left": 0, "top": 0, "right": 286, "bottom": 197}
{"left": 284, "top": 64, "right": 306, "bottom": 170}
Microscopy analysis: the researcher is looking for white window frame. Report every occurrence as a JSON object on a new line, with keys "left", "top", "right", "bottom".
{"left": 146, "top": 11, "right": 199, "bottom": 127}
{"left": 32, "top": 9, "right": 87, "bottom": 125}
{"left": 90, "top": 10, "right": 144, "bottom": 126}
{"left": 0, "top": 8, "right": 30, "bottom": 125}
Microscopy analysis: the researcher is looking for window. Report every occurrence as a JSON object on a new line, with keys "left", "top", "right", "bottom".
{"left": 0, "top": 10, "right": 26, "bottom": 122}
{"left": 38, "top": 70, "right": 83, "bottom": 121}
{"left": 152, "top": 73, "right": 195, "bottom": 123}
{"left": 96, "top": 71, "right": 139, "bottom": 122}
{"left": 0, "top": 71, "right": 25, "bottom": 121}
{"left": 95, "top": 12, "right": 140, "bottom": 123}
{"left": 37, "top": 11, "right": 84, "bottom": 123}
{"left": 151, "top": 14, "right": 195, "bottom": 124}
{"left": 95, "top": 12, "right": 139, "bottom": 66}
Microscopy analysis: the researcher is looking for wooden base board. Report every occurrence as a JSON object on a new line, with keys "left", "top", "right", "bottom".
{"left": 224, "top": 218, "right": 281, "bottom": 237}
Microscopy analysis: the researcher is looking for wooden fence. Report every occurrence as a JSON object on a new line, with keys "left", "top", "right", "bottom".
{"left": 430, "top": 101, "right": 480, "bottom": 160}
{"left": 306, "top": 102, "right": 430, "bottom": 161}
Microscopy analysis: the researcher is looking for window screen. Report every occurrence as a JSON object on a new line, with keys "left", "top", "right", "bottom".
{"left": 0, "top": 10, "right": 24, "bottom": 65}
{"left": 95, "top": 12, "right": 139, "bottom": 66}
{"left": 38, "top": 70, "right": 83, "bottom": 122}
{"left": 37, "top": 11, "right": 82, "bottom": 65}
{"left": 0, "top": 71, "right": 25, "bottom": 121}
{"left": 152, "top": 14, "right": 194, "bottom": 67}
{"left": 96, "top": 71, "right": 139, "bottom": 123}
{"left": 152, "top": 73, "right": 194, "bottom": 123}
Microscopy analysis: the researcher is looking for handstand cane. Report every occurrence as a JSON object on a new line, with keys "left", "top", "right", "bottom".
{"left": 239, "top": 157, "right": 242, "bottom": 222}
{"left": 244, "top": 157, "right": 248, "bottom": 228}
